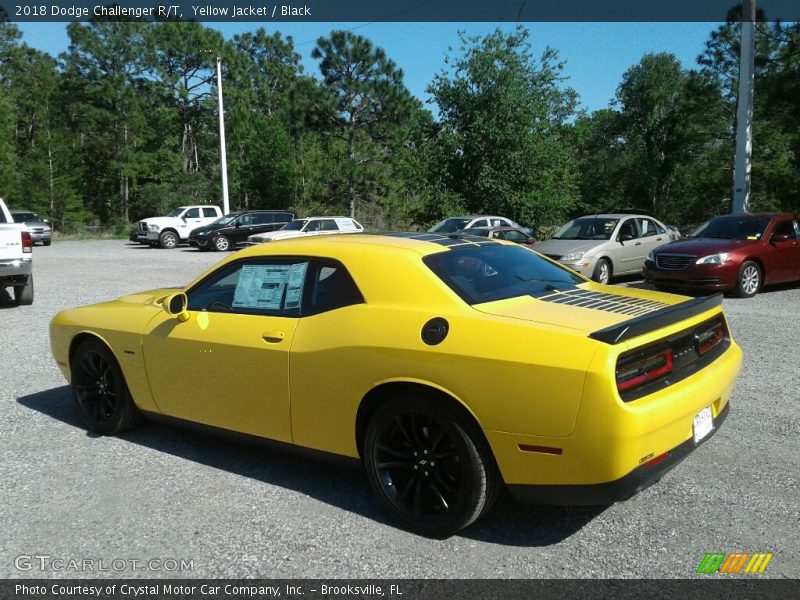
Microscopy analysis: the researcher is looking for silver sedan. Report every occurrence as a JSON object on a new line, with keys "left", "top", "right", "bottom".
{"left": 534, "top": 214, "right": 673, "bottom": 284}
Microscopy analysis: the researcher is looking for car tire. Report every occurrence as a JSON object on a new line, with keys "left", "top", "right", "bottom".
{"left": 363, "top": 394, "right": 501, "bottom": 538}
{"left": 213, "top": 235, "right": 231, "bottom": 252}
{"left": 70, "top": 338, "right": 143, "bottom": 435}
{"left": 733, "top": 260, "right": 762, "bottom": 298}
{"left": 14, "top": 275, "right": 34, "bottom": 306}
{"left": 158, "top": 230, "right": 178, "bottom": 249}
{"left": 43, "top": 240, "right": 52, "bottom": 246}
{"left": 592, "top": 258, "right": 612, "bottom": 285}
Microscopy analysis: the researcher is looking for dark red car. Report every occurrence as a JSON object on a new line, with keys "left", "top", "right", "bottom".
{"left": 643, "top": 213, "right": 800, "bottom": 298}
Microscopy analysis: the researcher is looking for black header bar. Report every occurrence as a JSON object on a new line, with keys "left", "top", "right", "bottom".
{"left": 2, "top": 0, "right": 800, "bottom": 23}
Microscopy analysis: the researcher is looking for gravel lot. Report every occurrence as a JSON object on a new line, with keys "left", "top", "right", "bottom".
{"left": 1, "top": 240, "right": 798, "bottom": 579}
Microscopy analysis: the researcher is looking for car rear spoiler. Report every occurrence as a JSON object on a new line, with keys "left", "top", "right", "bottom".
{"left": 589, "top": 293, "right": 723, "bottom": 344}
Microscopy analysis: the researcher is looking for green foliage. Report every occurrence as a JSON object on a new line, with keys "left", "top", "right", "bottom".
{"left": 426, "top": 27, "right": 580, "bottom": 229}
{"left": 1, "top": 21, "right": 798, "bottom": 234}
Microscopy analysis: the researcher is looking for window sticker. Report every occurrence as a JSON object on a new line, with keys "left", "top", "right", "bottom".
{"left": 232, "top": 265, "right": 289, "bottom": 310}
{"left": 284, "top": 262, "right": 308, "bottom": 309}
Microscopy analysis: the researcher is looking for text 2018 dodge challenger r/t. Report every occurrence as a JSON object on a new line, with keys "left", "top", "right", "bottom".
{"left": 50, "top": 233, "right": 742, "bottom": 536}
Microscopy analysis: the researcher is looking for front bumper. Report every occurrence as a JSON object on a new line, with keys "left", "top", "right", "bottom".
{"left": 188, "top": 236, "right": 211, "bottom": 248}
{"left": 508, "top": 401, "right": 729, "bottom": 504}
{"left": 643, "top": 259, "right": 738, "bottom": 291}
{"left": 29, "top": 230, "right": 52, "bottom": 243}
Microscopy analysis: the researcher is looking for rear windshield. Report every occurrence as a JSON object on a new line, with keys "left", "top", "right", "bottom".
{"left": 12, "top": 212, "right": 37, "bottom": 222}
{"left": 430, "top": 218, "right": 471, "bottom": 233}
{"left": 424, "top": 245, "right": 583, "bottom": 305}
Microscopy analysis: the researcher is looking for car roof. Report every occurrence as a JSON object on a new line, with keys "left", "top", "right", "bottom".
{"left": 298, "top": 216, "right": 352, "bottom": 220}
{"left": 577, "top": 213, "right": 654, "bottom": 220}
{"left": 467, "top": 226, "right": 521, "bottom": 231}
{"left": 236, "top": 231, "right": 505, "bottom": 258}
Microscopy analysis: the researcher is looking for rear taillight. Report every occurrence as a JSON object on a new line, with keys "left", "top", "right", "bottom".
{"left": 21, "top": 231, "right": 32, "bottom": 253}
{"left": 616, "top": 349, "right": 673, "bottom": 392}
{"left": 695, "top": 324, "right": 724, "bottom": 355}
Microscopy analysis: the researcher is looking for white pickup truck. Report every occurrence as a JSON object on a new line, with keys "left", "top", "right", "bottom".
{"left": 0, "top": 198, "right": 34, "bottom": 305}
{"left": 137, "top": 205, "right": 223, "bottom": 249}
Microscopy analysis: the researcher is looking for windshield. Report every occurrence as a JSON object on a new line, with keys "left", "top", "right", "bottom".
{"left": 167, "top": 207, "right": 187, "bottom": 218}
{"left": 282, "top": 219, "right": 308, "bottom": 231}
{"left": 12, "top": 213, "right": 36, "bottom": 222}
{"left": 430, "top": 218, "right": 471, "bottom": 233}
{"left": 690, "top": 216, "right": 771, "bottom": 240}
{"left": 211, "top": 215, "right": 237, "bottom": 227}
{"left": 424, "top": 245, "right": 583, "bottom": 305}
{"left": 554, "top": 217, "right": 619, "bottom": 240}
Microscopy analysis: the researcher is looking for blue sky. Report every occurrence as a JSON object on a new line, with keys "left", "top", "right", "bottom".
{"left": 16, "top": 21, "right": 721, "bottom": 114}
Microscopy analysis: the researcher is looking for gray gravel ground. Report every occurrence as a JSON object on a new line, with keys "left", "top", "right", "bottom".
{"left": 0, "top": 240, "right": 798, "bottom": 579}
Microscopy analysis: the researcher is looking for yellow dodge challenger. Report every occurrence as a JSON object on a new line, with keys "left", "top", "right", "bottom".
{"left": 50, "top": 233, "right": 742, "bottom": 536}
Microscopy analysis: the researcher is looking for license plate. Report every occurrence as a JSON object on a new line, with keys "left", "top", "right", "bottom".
{"left": 693, "top": 407, "right": 714, "bottom": 444}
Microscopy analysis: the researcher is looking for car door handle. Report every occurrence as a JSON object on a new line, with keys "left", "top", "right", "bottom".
{"left": 262, "top": 331, "right": 285, "bottom": 343}
{"left": 656, "top": 237, "right": 662, "bottom": 241}
{"left": 635, "top": 242, "right": 642, "bottom": 246}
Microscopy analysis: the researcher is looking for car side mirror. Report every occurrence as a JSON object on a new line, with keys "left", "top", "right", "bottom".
{"left": 527, "top": 237, "right": 535, "bottom": 244}
{"left": 163, "top": 292, "right": 190, "bottom": 322}
{"left": 771, "top": 233, "right": 789, "bottom": 243}
{"left": 619, "top": 233, "right": 633, "bottom": 243}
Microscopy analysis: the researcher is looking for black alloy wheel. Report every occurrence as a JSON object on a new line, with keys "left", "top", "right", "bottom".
{"left": 364, "top": 395, "right": 500, "bottom": 537}
{"left": 70, "top": 339, "right": 142, "bottom": 435}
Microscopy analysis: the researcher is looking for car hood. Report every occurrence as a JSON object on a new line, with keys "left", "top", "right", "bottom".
{"left": 140, "top": 217, "right": 180, "bottom": 226}
{"left": 533, "top": 239, "right": 605, "bottom": 257}
{"left": 655, "top": 238, "right": 760, "bottom": 255}
{"left": 473, "top": 283, "right": 687, "bottom": 336}
{"left": 190, "top": 225, "right": 212, "bottom": 235}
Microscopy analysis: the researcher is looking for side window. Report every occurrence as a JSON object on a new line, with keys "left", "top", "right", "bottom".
{"left": 471, "top": 219, "right": 489, "bottom": 228}
{"left": 238, "top": 214, "right": 253, "bottom": 226}
{"left": 202, "top": 207, "right": 218, "bottom": 218}
{"left": 619, "top": 219, "right": 639, "bottom": 240}
{"left": 187, "top": 259, "right": 309, "bottom": 316}
{"left": 320, "top": 219, "right": 339, "bottom": 231}
{"left": 637, "top": 218, "right": 658, "bottom": 237}
{"left": 772, "top": 219, "right": 796, "bottom": 239}
{"left": 490, "top": 218, "right": 507, "bottom": 227}
{"left": 252, "top": 213, "right": 273, "bottom": 225}
{"left": 305, "top": 261, "right": 363, "bottom": 315}
{"left": 184, "top": 208, "right": 200, "bottom": 219}
{"left": 305, "top": 220, "right": 322, "bottom": 232}
{"left": 795, "top": 219, "right": 800, "bottom": 237}
{"left": 653, "top": 221, "right": 666, "bottom": 235}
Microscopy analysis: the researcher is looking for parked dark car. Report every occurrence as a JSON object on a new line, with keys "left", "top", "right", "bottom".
{"left": 643, "top": 213, "right": 800, "bottom": 298}
{"left": 11, "top": 210, "right": 52, "bottom": 246}
{"left": 188, "top": 210, "right": 295, "bottom": 251}
{"left": 456, "top": 226, "right": 536, "bottom": 245}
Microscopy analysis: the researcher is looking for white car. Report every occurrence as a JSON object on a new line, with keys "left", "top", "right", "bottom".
{"left": 429, "top": 215, "right": 530, "bottom": 235}
{"left": 0, "top": 198, "right": 34, "bottom": 305}
{"left": 248, "top": 217, "right": 364, "bottom": 244}
{"left": 138, "top": 205, "right": 223, "bottom": 249}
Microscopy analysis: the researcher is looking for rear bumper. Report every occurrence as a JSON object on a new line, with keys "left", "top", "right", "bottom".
{"left": 508, "top": 401, "right": 729, "bottom": 505}
{"left": 0, "top": 257, "right": 33, "bottom": 280}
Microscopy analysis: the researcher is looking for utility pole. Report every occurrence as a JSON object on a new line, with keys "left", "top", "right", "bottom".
{"left": 733, "top": 0, "right": 756, "bottom": 214}
{"left": 216, "top": 56, "right": 230, "bottom": 215}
